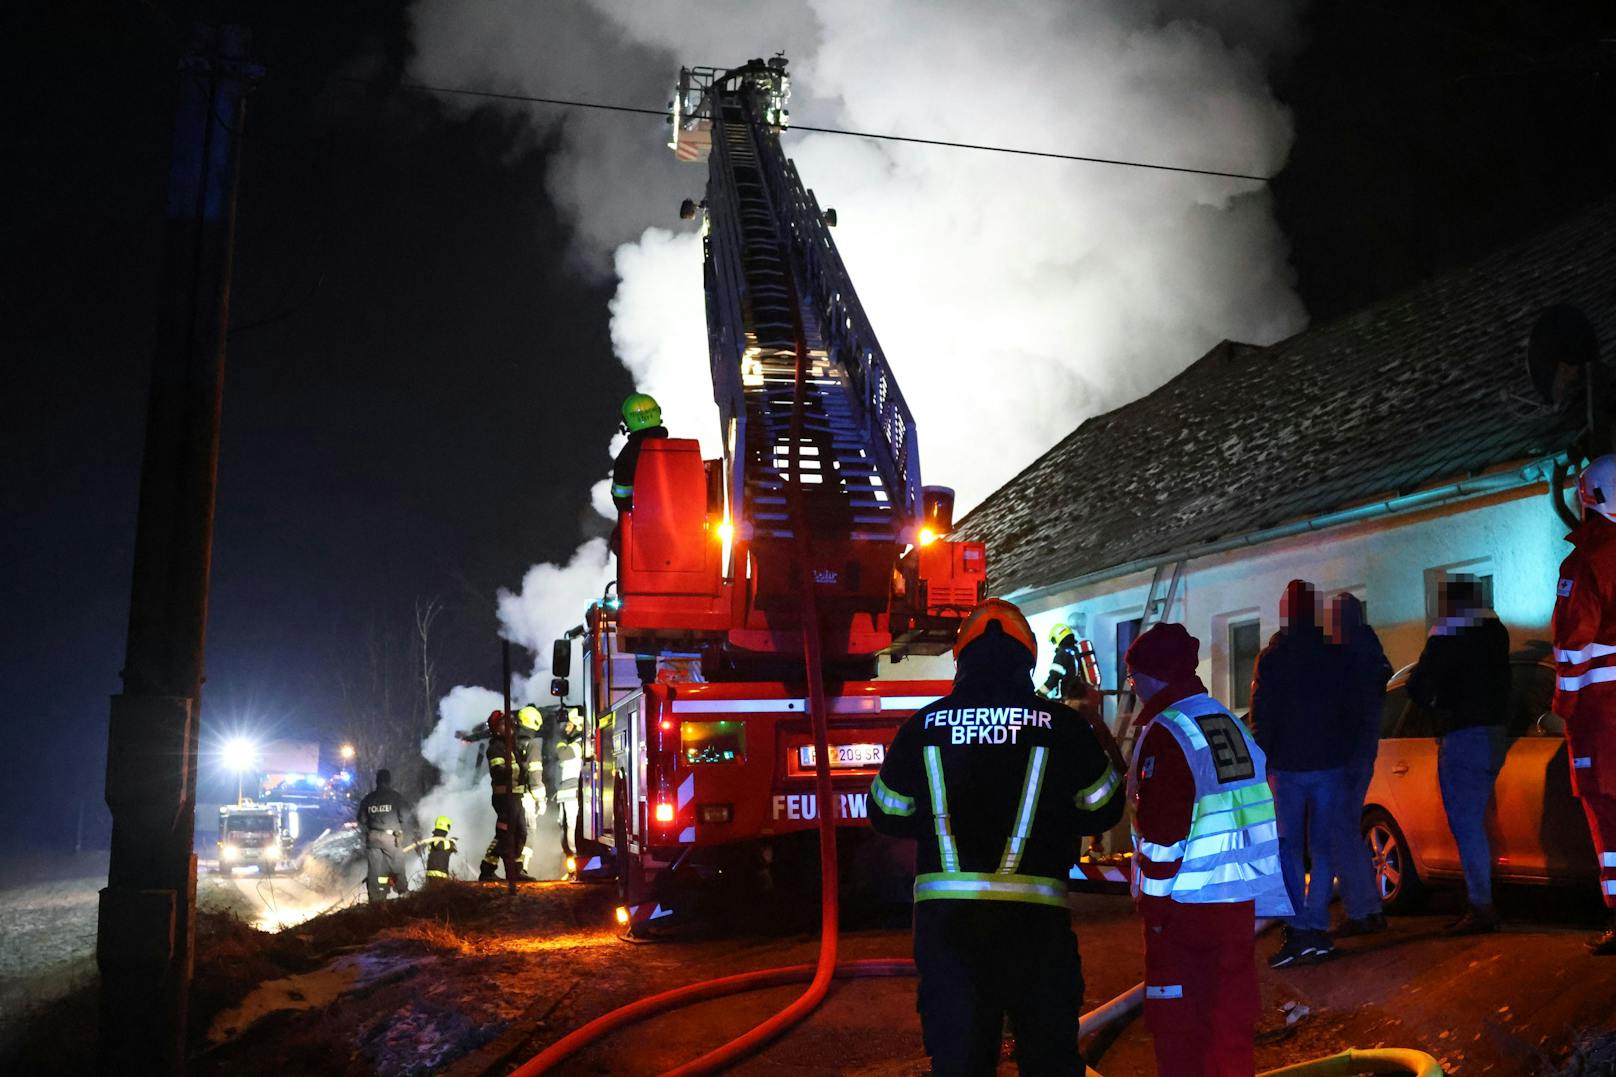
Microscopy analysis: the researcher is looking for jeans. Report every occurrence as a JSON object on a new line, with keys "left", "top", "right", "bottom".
{"left": 1437, "top": 725, "right": 1506, "bottom": 908}
{"left": 1271, "top": 768, "right": 1346, "bottom": 933}
{"left": 1335, "top": 754, "right": 1382, "bottom": 920}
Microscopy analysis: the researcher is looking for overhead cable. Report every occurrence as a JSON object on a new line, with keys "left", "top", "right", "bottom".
{"left": 338, "top": 76, "right": 1273, "bottom": 183}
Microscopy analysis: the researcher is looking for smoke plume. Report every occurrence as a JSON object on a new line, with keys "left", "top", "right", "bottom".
{"left": 405, "top": 1, "right": 1309, "bottom": 868}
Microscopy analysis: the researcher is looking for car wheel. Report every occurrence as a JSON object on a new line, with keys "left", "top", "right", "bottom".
{"left": 1363, "top": 808, "right": 1425, "bottom": 913}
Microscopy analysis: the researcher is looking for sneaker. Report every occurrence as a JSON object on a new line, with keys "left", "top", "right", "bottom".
{"left": 1269, "top": 928, "right": 1312, "bottom": 969}
{"left": 1444, "top": 905, "right": 1500, "bottom": 936}
{"left": 1588, "top": 927, "right": 1616, "bottom": 956}
{"left": 1299, "top": 930, "right": 1337, "bottom": 961}
{"left": 1334, "top": 913, "right": 1388, "bottom": 938}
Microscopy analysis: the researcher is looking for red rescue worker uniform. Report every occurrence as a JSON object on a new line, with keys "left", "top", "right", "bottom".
{"left": 1127, "top": 623, "right": 1292, "bottom": 1077}
{"left": 1552, "top": 481, "right": 1616, "bottom": 953}
{"left": 870, "top": 599, "right": 1125, "bottom": 1076}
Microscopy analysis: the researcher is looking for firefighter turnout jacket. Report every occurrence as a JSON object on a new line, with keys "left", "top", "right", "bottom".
{"left": 422, "top": 829, "right": 457, "bottom": 879}
{"left": 488, "top": 731, "right": 542, "bottom": 798}
{"left": 1553, "top": 514, "right": 1616, "bottom": 910}
{"left": 870, "top": 662, "right": 1125, "bottom": 906}
{"left": 1129, "top": 689, "right": 1291, "bottom": 916}
{"left": 1555, "top": 516, "right": 1616, "bottom": 797}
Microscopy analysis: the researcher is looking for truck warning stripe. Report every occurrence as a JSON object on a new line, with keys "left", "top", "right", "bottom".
{"left": 669, "top": 695, "right": 940, "bottom": 714}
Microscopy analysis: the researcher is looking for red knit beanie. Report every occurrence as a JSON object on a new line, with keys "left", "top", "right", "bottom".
{"left": 1125, "top": 622, "right": 1200, "bottom": 681}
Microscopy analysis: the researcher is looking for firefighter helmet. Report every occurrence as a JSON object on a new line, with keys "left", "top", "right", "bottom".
{"left": 487, "top": 710, "right": 507, "bottom": 735}
{"left": 1049, "top": 622, "right": 1075, "bottom": 648}
{"left": 433, "top": 815, "right": 452, "bottom": 833}
{"left": 621, "top": 392, "right": 663, "bottom": 433}
{"left": 516, "top": 704, "right": 543, "bottom": 731}
{"left": 1579, "top": 454, "right": 1616, "bottom": 523}
{"left": 954, "top": 598, "right": 1037, "bottom": 660}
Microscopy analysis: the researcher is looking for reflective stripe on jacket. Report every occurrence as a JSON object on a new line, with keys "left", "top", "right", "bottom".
{"left": 1130, "top": 694, "right": 1291, "bottom": 916}
{"left": 1553, "top": 517, "right": 1616, "bottom": 795}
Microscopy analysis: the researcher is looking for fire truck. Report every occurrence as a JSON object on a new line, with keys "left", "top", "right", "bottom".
{"left": 550, "top": 57, "right": 992, "bottom": 931}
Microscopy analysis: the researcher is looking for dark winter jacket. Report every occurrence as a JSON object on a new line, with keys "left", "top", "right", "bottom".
{"left": 1249, "top": 625, "right": 1355, "bottom": 772}
{"left": 869, "top": 627, "right": 1124, "bottom": 890}
{"left": 357, "top": 784, "right": 412, "bottom": 834}
{"left": 611, "top": 426, "right": 669, "bottom": 512}
{"left": 1334, "top": 595, "right": 1394, "bottom": 764}
{"left": 1406, "top": 611, "right": 1511, "bottom": 736}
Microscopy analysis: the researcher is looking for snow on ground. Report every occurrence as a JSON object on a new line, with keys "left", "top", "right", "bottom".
{"left": 0, "top": 857, "right": 103, "bottom": 1037}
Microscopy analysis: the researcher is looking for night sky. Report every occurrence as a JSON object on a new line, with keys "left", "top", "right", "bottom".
{"left": 5, "top": 0, "right": 1614, "bottom": 851}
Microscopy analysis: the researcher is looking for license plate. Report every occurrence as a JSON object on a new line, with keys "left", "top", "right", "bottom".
{"left": 798, "top": 743, "right": 884, "bottom": 769}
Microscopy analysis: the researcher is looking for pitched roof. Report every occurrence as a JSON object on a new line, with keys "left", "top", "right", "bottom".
{"left": 955, "top": 198, "right": 1616, "bottom": 597}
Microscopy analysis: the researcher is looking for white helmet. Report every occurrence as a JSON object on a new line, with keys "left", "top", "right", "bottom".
{"left": 1578, "top": 454, "right": 1616, "bottom": 523}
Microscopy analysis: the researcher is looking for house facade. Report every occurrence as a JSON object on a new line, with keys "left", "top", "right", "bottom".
{"left": 953, "top": 200, "right": 1616, "bottom": 715}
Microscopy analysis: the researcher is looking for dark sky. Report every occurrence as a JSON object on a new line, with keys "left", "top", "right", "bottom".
{"left": 4, "top": 0, "right": 1614, "bottom": 850}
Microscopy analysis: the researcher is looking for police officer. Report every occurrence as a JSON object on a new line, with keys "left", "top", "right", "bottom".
{"left": 869, "top": 598, "right": 1124, "bottom": 1075}
{"left": 1553, "top": 453, "right": 1616, "bottom": 955}
{"left": 1127, "top": 623, "right": 1290, "bottom": 1077}
{"left": 357, "top": 769, "right": 413, "bottom": 903}
{"left": 421, "top": 815, "right": 458, "bottom": 883}
{"left": 482, "top": 710, "right": 539, "bottom": 884}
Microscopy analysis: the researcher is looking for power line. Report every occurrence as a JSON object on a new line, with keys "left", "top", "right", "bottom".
{"left": 339, "top": 76, "right": 1272, "bottom": 183}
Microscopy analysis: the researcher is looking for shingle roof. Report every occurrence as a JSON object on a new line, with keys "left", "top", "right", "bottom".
{"left": 955, "top": 198, "right": 1616, "bottom": 597}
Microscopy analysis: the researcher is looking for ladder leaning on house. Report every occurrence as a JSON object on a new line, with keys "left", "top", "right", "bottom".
{"left": 1086, "top": 558, "right": 1186, "bottom": 869}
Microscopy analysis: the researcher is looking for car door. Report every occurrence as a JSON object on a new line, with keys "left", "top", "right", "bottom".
{"left": 1491, "top": 662, "right": 1557, "bottom": 877}
{"left": 1375, "top": 679, "right": 1460, "bottom": 874}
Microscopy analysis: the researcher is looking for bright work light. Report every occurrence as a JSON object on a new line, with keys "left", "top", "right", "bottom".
{"left": 222, "top": 737, "right": 257, "bottom": 772}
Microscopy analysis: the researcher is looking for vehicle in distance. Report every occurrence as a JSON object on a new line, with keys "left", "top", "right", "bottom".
{"left": 1363, "top": 643, "right": 1597, "bottom": 911}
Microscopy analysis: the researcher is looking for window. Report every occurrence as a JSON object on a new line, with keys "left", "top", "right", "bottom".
{"left": 1229, "top": 620, "right": 1262, "bottom": 711}
{"left": 1115, "top": 617, "right": 1142, "bottom": 691}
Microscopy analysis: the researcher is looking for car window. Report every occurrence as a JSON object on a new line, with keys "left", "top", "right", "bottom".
{"left": 1387, "top": 684, "right": 1441, "bottom": 739}
{"left": 1380, "top": 684, "right": 1408, "bottom": 738}
{"left": 1507, "top": 662, "right": 1556, "bottom": 737}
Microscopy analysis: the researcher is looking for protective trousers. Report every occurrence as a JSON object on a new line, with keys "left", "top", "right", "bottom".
{"left": 492, "top": 792, "right": 528, "bottom": 880}
{"left": 913, "top": 901, "right": 1083, "bottom": 1077}
{"left": 1142, "top": 900, "right": 1257, "bottom": 1077}
{"left": 1579, "top": 786, "right": 1616, "bottom": 908}
{"left": 558, "top": 788, "right": 577, "bottom": 859}
{"left": 364, "top": 830, "right": 409, "bottom": 903}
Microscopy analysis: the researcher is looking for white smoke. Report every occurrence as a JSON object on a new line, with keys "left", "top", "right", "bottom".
{"left": 414, "top": 684, "right": 501, "bottom": 879}
{"left": 408, "top": 2, "right": 1309, "bottom": 867}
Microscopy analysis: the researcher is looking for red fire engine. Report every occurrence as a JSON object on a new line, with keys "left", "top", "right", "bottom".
{"left": 552, "top": 58, "right": 985, "bottom": 932}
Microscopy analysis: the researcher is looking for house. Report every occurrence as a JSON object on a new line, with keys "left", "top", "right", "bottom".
{"left": 953, "top": 199, "right": 1616, "bottom": 715}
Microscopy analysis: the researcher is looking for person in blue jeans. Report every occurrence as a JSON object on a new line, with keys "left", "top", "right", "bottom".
{"left": 1329, "top": 593, "right": 1393, "bottom": 936}
{"left": 1250, "top": 580, "right": 1356, "bottom": 967}
{"left": 1407, "top": 576, "right": 1512, "bottom": 935}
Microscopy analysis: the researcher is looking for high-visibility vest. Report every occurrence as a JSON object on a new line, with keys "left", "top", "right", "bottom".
{"left": 900, "top": 743, "right": 1121, "bottom": 910}
{"left": 1129, "top": 694, "right": 1291, "bottom": 916}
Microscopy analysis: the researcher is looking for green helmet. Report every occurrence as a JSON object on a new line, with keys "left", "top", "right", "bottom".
{"left": 433, "top": 815, "right": 452, "bottom": 832}
{"left": 1049, "top": 622, "right": 1075, "bottom": 647}
{"left": 622, "top": 392, "right": 663, "bottom": 432}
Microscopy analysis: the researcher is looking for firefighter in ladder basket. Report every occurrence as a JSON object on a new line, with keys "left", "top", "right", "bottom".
{"left": 869, "top": 598, "right": 1125, "bottom": 1075}
{"left": 609, "top": 392, "right": 668, "bottom": 555}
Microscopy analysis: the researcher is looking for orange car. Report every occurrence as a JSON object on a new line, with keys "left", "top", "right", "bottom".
{"left": 1363, "top": 644, "right": 1598, "bottom": 911}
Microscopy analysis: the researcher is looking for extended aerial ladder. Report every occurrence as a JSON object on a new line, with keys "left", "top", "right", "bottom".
{"left": 614, "top": 57, "right": 982, "bottom": 671}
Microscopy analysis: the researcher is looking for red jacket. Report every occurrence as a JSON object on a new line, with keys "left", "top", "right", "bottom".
{"left": 1130, "top": 678, "right": 1202, "bottom": 926}
{"left": 1552, "top": 516, "right": 1616, "bottom": 796}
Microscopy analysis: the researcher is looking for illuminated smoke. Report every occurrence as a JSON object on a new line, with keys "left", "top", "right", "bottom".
{"left": 406, "top": 2, "right": 1308, "bottom": 852}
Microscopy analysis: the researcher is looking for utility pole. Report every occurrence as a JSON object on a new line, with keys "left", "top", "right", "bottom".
{"left": 97, "top": 24, "right": 258, "bottom": 1074}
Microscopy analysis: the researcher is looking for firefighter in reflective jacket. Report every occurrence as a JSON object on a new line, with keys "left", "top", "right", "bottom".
{"left": 422, "top": 815, "right": 457, "bottom": 883}
{"left": 1553, "top": 453, "right": 1616, "bottom": 955}
{"left": 479, "top": 710, "right": 539, "bottom": 884}
{"left": 357, "top": 769, "right": 414, "bottom": 903}
{"left": 869, "top": 598, "right": 1125, "bottom": 1075}
{"left": 551, "top": 708, "right": 584, "bottom": 862}
{"left": 1126, "top": 622, "right": 1291, "bottom": 1077}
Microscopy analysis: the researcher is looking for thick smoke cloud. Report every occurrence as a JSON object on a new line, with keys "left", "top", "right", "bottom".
{"left": 405, "top": 1, "right": 1307, "bottom": 864}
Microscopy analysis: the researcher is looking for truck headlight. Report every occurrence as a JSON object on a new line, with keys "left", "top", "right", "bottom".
{"left": 221, "top": 844, "right": 240, "bottom": 862}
